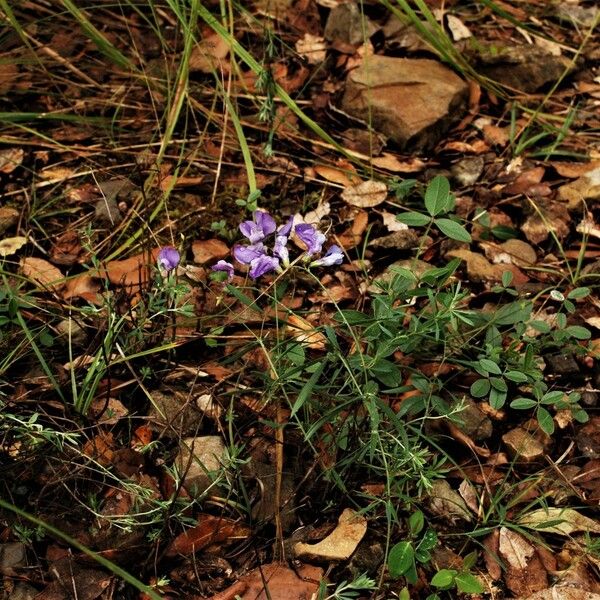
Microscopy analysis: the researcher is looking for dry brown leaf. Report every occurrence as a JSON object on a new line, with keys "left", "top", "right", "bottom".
{"left": 50, "top": 230, "right": 86, "bottom": 266}
{"left": 294, "top": 508, "right": 367, "bottom": 561}
{"left": 519, "top": 508, "right": 600, "bottom": 536}
{"left": 191, "top": 239, "right": 230, "bottom": 264}
{"left": 166, "top": 515, "right": 250, "bottom": 557}
{"left": 295, "top": 33, "right": 327, "bottom": 64}
{"left": 0, "top": 148, "right": 24, "bottom": 174}
{"left": 314, "top": 164, "right": 358, "bottom": 187}
{"left": 341, "top": 180, "right": 387, "bottom": 208}
{"left": 0, "top": 236, "right": 27, "bottom": 257}
{"left": 551, "top": 160, "right": 600, "bottom": 179}
{"left": 20, "top": 257, "right": 64, "bottom": 291}
{"left": 286, "top": 313, "right": 327, "bottom": 350}
{"left": 371, "top": 154, "right": 426, "bottom": 173}
{"left": 498, "top": 526, "right": 548, "bottom": 597}
{"left": 189, "top": 33, "right": 230, "bottom": 73}
{"left": 336, "top": 210, "right": 369, "bottom": 250}
{"left": 159, "top": 174, "right": 204, "bottom": 192}
{"left": 207, "top": 562, "right": 323, "bottom": 600}
{"left": 62, "top": 274, "right": 102, "bottom": 304}
{"left": 101, "top": 248, "right": 160, "bottom": 289}
{"left": 503, "top": 167, "right": 546, "bottom": 195}
{"left": 483, "top": 530, "right": 502, "bottom": 580}
{"left": 482, "top": 124, "right": 510, "bottom": 147}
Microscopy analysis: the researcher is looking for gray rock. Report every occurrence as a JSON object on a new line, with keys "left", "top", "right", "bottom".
{"left": 341, "top": 55, "right": 469, "bottom": 150}
{"left": 324, "top": 3, "right": 378, "bottom": 46}
{"left": 546, "top": 353, "right": 580, "bottom": 376}
{"left": 0, "top": 542, "right": 26, "bottom": 574}
{"left": 175, "top": 436, "right": 227, "bottom": 497}
{"left": 476, "top": 45, "right": 576, "bottom": 93}
{"left": 149, "top": 390, "right": 205, "bottom": 437}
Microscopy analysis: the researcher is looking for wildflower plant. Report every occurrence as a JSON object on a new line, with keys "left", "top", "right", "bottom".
{"left": 211, "top": 210, "right": 343, "bottom": 281}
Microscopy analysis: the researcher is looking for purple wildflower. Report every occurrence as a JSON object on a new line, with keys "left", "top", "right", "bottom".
{"left": 278, "top": 216, "right": 294, "bottom": 237}
{"left": 273, "top": 235, "right": 289, "bottom": 266}
{"left": 295, "top": 223, "right": 326, "bottom": 256}
{"left": 233, "top": 243, "right": 267, "bottom": 265}
{"left": 158, "top": 246, "right": 180, "bottom": 271}
{"left": 311, "top": 244, "right": 344, "bottom": 267}
{"left": 239, "top": 210, "right": 276, "bottom": 244}
{"left": 249, "top": 255, "right": 280, "bottom": 279}
{"left": 211, "top": 260, "right": 234, "bottom": 280}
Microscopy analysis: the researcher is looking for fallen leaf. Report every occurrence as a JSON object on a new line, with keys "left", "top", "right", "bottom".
{"left": 483, "top": 530, "right": 502, "bottom": 580}
{"left": 519, "top": 508, "right": 600, "bottom": 536}
{"left": 295, "top": 33, "right": 327, "bottom": 64}
{"left": 0, "top": 148, "right": 24, "bottom": 174}
{"left": 313, "top": 164, "right": 358, "bottom": 187}
{"left": 428, "top": 480, "right": 473, "bottom": 522}
{"left": 101, "top": 248, "right": 160, "bottom": 290}
{"left": 503, "top": 167, "right": 546, "bottom": 195}
{"left": 0, "top": 236, "right": 27, "bottom": 257}
{"left": 482, "top": 238, "right": 537, "bottom": 267}
{"left": 522, "top": 202, "right": 570, "bottom": 244}
{"left": 294, "top": 508, "right": 367, "bottom": 561}
{"left": 20, "top": 257, "right": 64, "bottom": 291}
{"left": 381, "top": 211, "right": 409, "bottom": 233}
{"left": 207, "top": 562, "right": 322, "bottom": 600}
{"left": 551, "top": 160, "right": 600, "bottom": 179}
{"left": 558, "top": 167, "right": 600, "bottom": 210}
{"left": 498, "top": 526, "right": 548, "bottom": 597}
{"left": 166, "top": 515, "right": 251, "bottom": 556}
{"left": 371, "top": 154, "right": 426, "bottom": 173}
{"left": 192, "top": 239, "right": 230, "bottom": 264}
{"left": 286, "top": 313, "right": 327, "bottom": 350}
{"left": 336, "top": 210, "right": 368, "bottom": 250}
{"left": 62, "top": 274, "right": 102, "bottom": 304}
{"left": 50, "top": 230, "right": 86, "bottom": 266}
{"left": 446, "top": 14, "right": 472, "bottom": 41}
{"left": 189, "top": 32, "right": 230, "bottom": 73}
{"left": 341, "top": 180, "right": 387, "bottom": 208}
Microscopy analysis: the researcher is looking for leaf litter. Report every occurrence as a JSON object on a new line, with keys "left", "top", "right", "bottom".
{"left": 1, "top": 0, "right": 600, "bottom": 599}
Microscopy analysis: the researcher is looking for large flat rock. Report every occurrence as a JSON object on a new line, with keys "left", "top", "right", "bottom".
{"left": 341, "top": 55, "right": 469, "bottom": 150}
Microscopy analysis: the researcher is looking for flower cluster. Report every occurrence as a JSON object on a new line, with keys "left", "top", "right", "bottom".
{"left": 212, "top": 210, "right": 343, "bottom": 280}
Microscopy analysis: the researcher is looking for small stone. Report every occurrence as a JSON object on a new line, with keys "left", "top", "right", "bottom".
{"left": 545, "top": 354, "right": 580, "bottom": 376}
{"left": 94, "top": 197, "right": 122, "bottom": 226}
{"left": 502, "top": 427, "right": 544, "bottom": 462}
{"left": 456, "top": 398, "right": 493, "bottom": 442}
{"left": 0, "top": 207, "right": 19, "bottom": 235}
{"left": 451, "top": 156, "right": 485, "bottom": 187}
{"left": 348, "top": 540, "right": 384, "bottom": 576}
{"left": 150, "top": 391, "right": 205, "bottom": 437}
{"left": 56, "top": 318, "right": 87, "bottom": 346}
{"left": 174, "top": 436, "right": 227, "bottom": 497}
{"left": 341, "top": 56, "right": 468, "bottom": 150}
{"left": 0, "top": 542, "right": 26, "bottom": 574}
{"left": 368, "top": 229, "right": 418, "bottom": 250}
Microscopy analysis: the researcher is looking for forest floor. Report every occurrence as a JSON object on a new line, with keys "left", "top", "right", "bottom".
{"left": 0, "top": 1, "right": 599, "bottom": 599}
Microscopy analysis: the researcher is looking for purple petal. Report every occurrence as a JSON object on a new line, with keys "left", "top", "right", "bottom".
{"left": 211, "top": 260, "right": 234, "bottom": 280}
{"left": 277, "top": 216, "right": 294, "bottom": 237}
{"left": 158, "top": 246, "right": 180, "bottom": 271}
{"left": 239, "top": 221, "right": 262, "bottom": 244}
{"left": 249, "top": 255, "right": 280, "bottom": 279}
{"left": 311, "top": 245, "right": 344, "bottom": 267}
{"left": 296, "top": 223, "right": 326, "bottom": 256}
{"left": 273, "top": 235, "right": 289, "bottom": 265}
{"left": 233, "top": 243, "right": 266, "bottom": 265}
{"left": 254, "top": 210, "right": 276, "bottom": 237}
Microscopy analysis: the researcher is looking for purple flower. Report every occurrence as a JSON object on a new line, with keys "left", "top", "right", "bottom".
{"left": 278, "top": 216, "right": 294, "bottom": 237}
{"left": 311, "top": 245, "right": 344, "bottom": 267}
{"left": 295, "top": 223, "right": 326, "bottom": 256}
{"left": 273, "top": 235, "right": 289, "bottom": 266}
{"left": 158, "top": 246, "right": 180, "bottom": 271}
{"left": 212, "top": 260, "right": 234, "bottom": 280}
{"left": 233, "top": 243, "right": 266, "bottom": 265}
{"left": 249, "top": 255, "right": 280, "bottom": 279}
{"left": 239, "top": 210, "right": 276, "bottom": 244}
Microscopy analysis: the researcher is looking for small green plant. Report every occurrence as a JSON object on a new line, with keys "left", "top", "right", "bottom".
{"left": 395, "top": 175, "right": 471, "bottom": 243}
{"left": 388, "top": 510, "right": 438, "bottom": 584}
{"left": 317, "top": 573, "right": 377, "bottom": 600}
{"left": 429, "top": 551, "right": 483, "bottom": 596}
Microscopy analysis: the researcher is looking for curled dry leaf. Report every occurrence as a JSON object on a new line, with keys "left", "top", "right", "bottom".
{"left": 0, "top": 148, "right": 24, "bottom": 174}
{"left": 341, "top": 180, "right": 387, "bottom": 208}
{"left": 313, "top": 164, "right": 359, "bottom": 187}
{"left": 286, "top": 313, "right": 327, "bottom": 350}
{"left": 62, "top": 274, "right": 102, "bottom": 304}
{"left": 295, "top": 33, "right": 327, "bottom": 64}
{"left": 294, "top": 508, "right": 367, "bottom": 561}
{"left": 371, "top": 154, "right": 426, "bottom": 173}
{"left": 189, "top": 32, "right": 230, "bottom": 73}
{"left": 166, "top": 515, "right": 251, "bottom": 557}
{"left": 0, "top": 236, "right": 27, "bottom": 257}
{"left": 519, "top": 508, "right": 600, "bottom": 536}
{"left": 20, "top": 257, "right": 64, "bottom": 291}
{"left": 336, "top": 209, "right": 368, "bottom": 250}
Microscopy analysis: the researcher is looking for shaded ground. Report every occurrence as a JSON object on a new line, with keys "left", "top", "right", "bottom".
{"left": 1, "top": 1, "right": 599, "bottom": 599}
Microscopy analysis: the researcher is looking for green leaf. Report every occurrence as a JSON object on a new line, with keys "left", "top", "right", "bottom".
{"left": 568, "top": 287, "right": 590, "bottom": 299}
{"left": 510, "top": 397, "right": 537, "bottom": 410}
{"left": 435, "top": 218, "right": 472, "bottom": 243}
{"left": 291, "top": 360, "right": 325, "bottom": 418}
{"left": 470, "top": 378, "right": 490, "bottom": 398}
{"left": 501, "top": 270, "right": 514, "bottom": 288}
{"left": 425, "top": 175, "right": 451, "bottom": 216}
{"left": 388, "top": 542, "right": 415, "bottom": 578}
{"left": 564, "top": 326, "right": 591, "bottom": 340}
{"left": 490, "top": 377, "right": 508, "bottom": 392}
{"left": 409, "top": 510, "right": 424, "bottom": 536}
{"left": 431, "top": 569, "right": 457, "bottom": 589}
{"left": 489, "top": 387, "right": 507, "bottom": 409}
{"left": 455, "top": 572, "right": 484, "bottom": 594}
{"left": 541, "top": 390, "right": 565, "bottom": 405}
{"left": 537, "top": 406, "right": 555, "bottom": 435}
{"left": 528, "top": 320, "right": 551, "bottom": 334}
{"left": 505, "top": 370, "right": 529, "bottom": 383}
{"left": 479, "top": 358, "right": 502, "bottom": 375}
{"left": 462, "top": 551, "right": 478, "bottom": 570}
{"left": 396, "top": 211, "right": 431, "bottom": 227}
{"left": 494, "top": 301, "right": 533, "bottom": 325}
